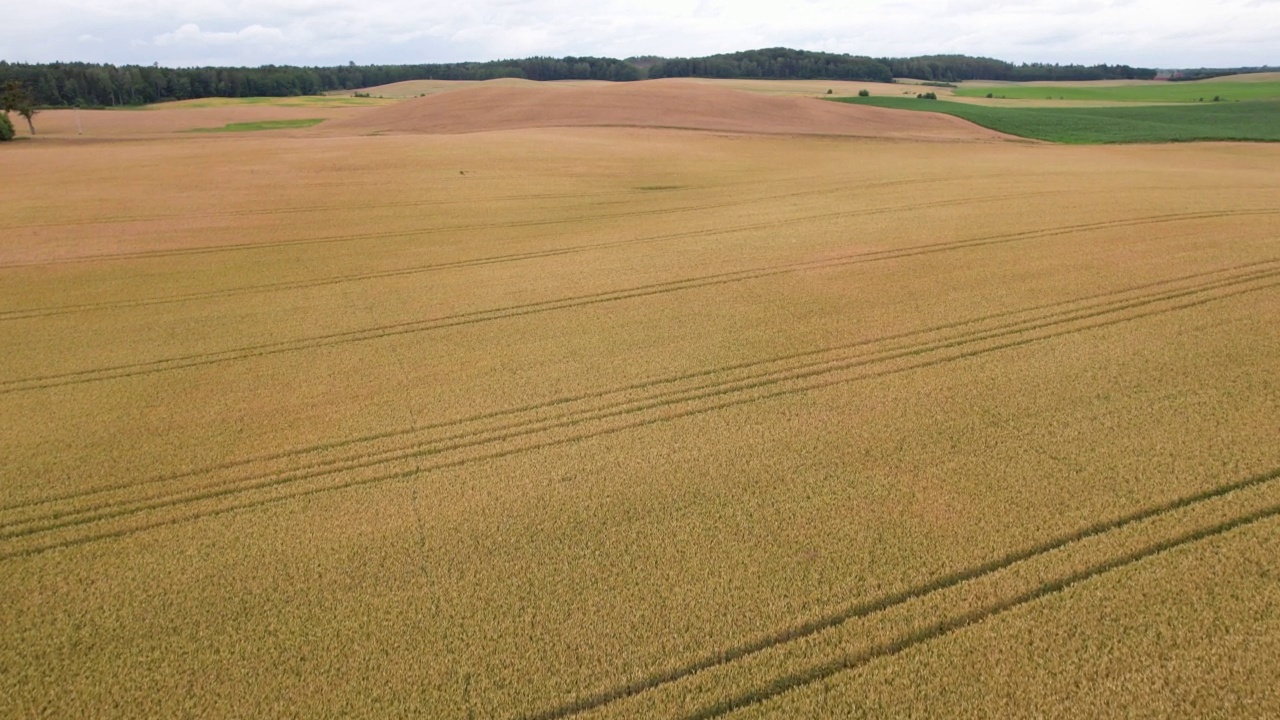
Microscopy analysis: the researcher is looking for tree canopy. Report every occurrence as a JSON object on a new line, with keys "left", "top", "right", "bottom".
{"left": 1, "top": 80, "right": 38, "bottom": 134}
{"left": 0, "top": 58, "right": 639, "bottom": 108}
{"left": 0, "top": 51, "right": 1162, "bottom": 109}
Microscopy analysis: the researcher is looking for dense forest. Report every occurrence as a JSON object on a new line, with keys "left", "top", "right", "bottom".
{"left": 0, "top": 57, "right": 640, "bottom": 107}
{"left": 879, "top": 54, "right": 1156, "bottom": 82}
{"left": 646, "top": 49, "right": 894, "bottom": 82}
{"left": 0, "top": 48, "right": 1164, "bottom": 108}
{"left": 647, "top": 49, "right": 1154, "bottom": 83}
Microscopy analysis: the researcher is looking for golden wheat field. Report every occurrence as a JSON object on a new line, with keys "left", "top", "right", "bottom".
{"left": 2, "top": 81, "right": 1279, "bottom": 718}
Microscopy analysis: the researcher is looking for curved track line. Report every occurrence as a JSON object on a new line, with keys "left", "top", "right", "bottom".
{"left": 6, "top": 259, "right": 1264, "bottom": 516}
{"left": 0, "top": 171, "right": 1001, "bottom": 234}
{"left": 681, "top": 501, "right": 1280, "bottom": 720}
{"left": 1, "top": 272, "right": 1274, "bottom": 556}
{"left": 0, "top": 173, "right": 1005, "bottom": 269}
{"left": 521, "top": 466, "right": 1280, "bottom": 720}
{"left": 0, "top": 189, "right": 1064, "bottom": 321}
{"left": 2, "top": 209, "right": 1271, "bottom": 394}
{"left": 4, "top": 265, "right": 1277, "bottom": 530}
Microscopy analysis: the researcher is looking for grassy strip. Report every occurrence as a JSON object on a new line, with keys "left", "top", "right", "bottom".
{"left": 953, "top": 79, "right": 1280, "bottom": 103}
{"left": 183, "top": 118, "right": 326, "bottom": 133}
{"left": 831, "top": 96, "right": 1280, "bottom": 143}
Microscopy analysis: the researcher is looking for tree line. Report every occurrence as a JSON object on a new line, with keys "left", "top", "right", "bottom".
{"left": 645, "top": 48, "right": 894, "bottom": 82}
{"left": 0, "top": 57, "right": 640, "bottom": 108}
{"left": 1166, "top": 66, "right": 1278, "bottom": 81}
{"left": 0, "top": 49, "right": 1162, "bottom": 109}
{"left": 645, "top": 49, "right": 1155, "bottom": 83}
{"left": 880, "top": 54, "right": 1157, "bottom": 82}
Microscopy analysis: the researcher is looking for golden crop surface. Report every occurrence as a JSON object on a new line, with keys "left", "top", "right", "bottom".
{"left": 1, "top": 88, "right": 1279, "bottom": 718}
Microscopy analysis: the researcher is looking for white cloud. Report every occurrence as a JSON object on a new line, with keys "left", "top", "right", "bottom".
{"left": 1, "top": 0, "right": 1277, "bottom": 67}
{"left": 152, "top": 23, "right": 289, "bottom": 47}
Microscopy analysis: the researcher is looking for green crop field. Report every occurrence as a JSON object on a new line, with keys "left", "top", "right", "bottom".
{"left": 184, "top": 118, "right": 327, "bottom": 132}
{"left": 954, "top": 79, "right": 1280, "bottom": 103}
{"left": 832, "top": 96, "right": 1280, "bottom": 143}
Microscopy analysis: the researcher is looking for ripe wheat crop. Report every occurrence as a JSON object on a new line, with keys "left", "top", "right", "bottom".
{"left": 2, "top": 93, "right": 1278, "bottom": 718}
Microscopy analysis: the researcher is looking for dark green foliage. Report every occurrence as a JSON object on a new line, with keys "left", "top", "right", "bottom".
{"left": 643, "top": 50, "right": 1157, "bottom": 84}
{"left": 858, "top": 89, "right": 870, "bottom": 97}
{"left": 646, "top": 48, "right": 893, "bottom": 82}
{"left": 0, "top": 112, "right": 14, "bottom": 141}
{"left": 1, "top": 80, "right": 38, "bottom": 134}
{"left": 1167, "top": 66, "right": 1278, "bottom": 81}
{"left": 0, "top": 50, "right": 1167, "bottom": 108}
{"left": 830, "top": 95, "right": 1280, "bottom": 144}
{"left": 881, "top": 54, "right": 1156, "bottom": 82}
{"left": 0, "top": 57, "right": 641, "bottom": 107}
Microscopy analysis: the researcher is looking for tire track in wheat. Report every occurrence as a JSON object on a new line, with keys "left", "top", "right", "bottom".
{"left": 16, "top": 266, "right": 1275, "bottom": 535}
{"left": 679, "top": 499, "right": 1280, "bottom": 720}
{"left": 2, "top": 208, "right": 1271, "bottom": 394}
{"left": 0, "top": 171, "right": 992, "bottom": 233}
{"left": 0, "top": 188, "right": 1066, "bottom": 321}
{"left": 7, "top": 258, "right": 1263, "bottom": 516}
{"left": 0, "top": 173, "right": 1005, "bottom": 269}
{"left": 0, "top": 189, "right": 640, "bottom": 232}
{"left": 2, "top": 266, "right": 1275, "bottom": 557}
{"left": 521, "top": 466, "right": 1280, "bottom": 720}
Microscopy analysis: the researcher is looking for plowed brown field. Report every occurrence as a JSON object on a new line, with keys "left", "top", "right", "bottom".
{"left": 25, "top": 104, "right": 371, "bottom": 139}
{"left": 2, "top": 87, "right": 1278, "bottom": 719}
{"left": 325, "top": 79, "right": 1010, "bottom": 139}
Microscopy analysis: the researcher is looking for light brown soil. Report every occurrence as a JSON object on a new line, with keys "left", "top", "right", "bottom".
{"left": 325, "top": 78, "right": 1011, "bottom": 140}
{"left": 337, "top": 77, "right": 611, "bottom": 98}
{"left": 24, "top": 105, "right": 370, "bottom": 140}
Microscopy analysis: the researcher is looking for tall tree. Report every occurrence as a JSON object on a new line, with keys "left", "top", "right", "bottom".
{"left": 1, "top": 80, "right": 38, "bottom": 135}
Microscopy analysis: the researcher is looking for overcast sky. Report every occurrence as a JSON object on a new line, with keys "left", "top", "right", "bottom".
{"left": 4, "top": 0, "right": 1278, "bottom": 68}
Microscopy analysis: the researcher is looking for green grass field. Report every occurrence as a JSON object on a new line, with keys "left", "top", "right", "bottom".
{"left": 184, "top": 118, "right": 327, "bottom": 133}
{"left": 954, "top": 80, "right": 1280, "bottom": 103}
{"left": 832, "top": 96, "right": 1280, "bottom": 144}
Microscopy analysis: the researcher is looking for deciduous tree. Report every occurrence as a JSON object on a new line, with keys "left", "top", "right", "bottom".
{"left": 1, "top": 80, "right": 38, "bottom": 135}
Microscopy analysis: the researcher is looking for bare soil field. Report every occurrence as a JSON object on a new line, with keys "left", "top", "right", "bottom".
{"left": 2, "top": 90, "right": 1278, "bottom": 719}
{"left": 23, "top": 104, "right": 372, "bottom": 139}
{"left": 325, "top": 79, "right": 1010, "bottom": 139}
{"left": 337, "top": 77, "right": 611, "bottom": 98}
{"left": 352, "top": 77, "right": 902, "bottom": 99}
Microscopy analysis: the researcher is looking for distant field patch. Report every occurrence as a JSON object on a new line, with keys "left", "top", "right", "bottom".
{"left": 184, "top": 118, "right": 326, "bottom": 133}
{"left": 832, "top": 96, "right": 1280, "bottom": 143}
{"left": 157, "top": 96, "right": 395, "bottom": 109}
{"left": 954, "top": 80, "right": 1280, "bottom": 103}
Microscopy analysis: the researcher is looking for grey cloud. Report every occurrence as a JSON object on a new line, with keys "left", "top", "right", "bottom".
{"left": 1, "top": 0, "right": 1276, "bottom": 67}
